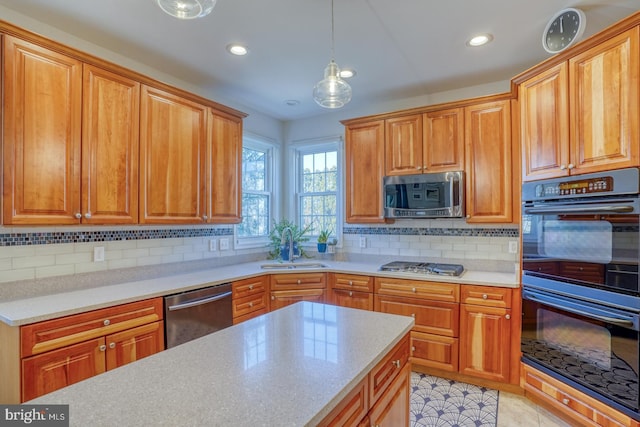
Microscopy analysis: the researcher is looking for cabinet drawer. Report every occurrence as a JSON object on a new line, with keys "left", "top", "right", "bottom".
{"left": 369, "top": 333, "right": 410, "bottom": 404}
{"left": 270, "top": 273, "right": 326, "bottom": 290}
{"left": 318, "top": 376, "right": 368, "bottom": 427}
{"left": 233, "top": 308, "right": 268, "bottom": 325}
{"left": 410, "top": 331, "right": 458, "bottom": 372}
{"left": 375, "top": 295, "right": 458, "bottom": 337}
{"left": 332, "top": 289, "right": 373, "bottom": 311}
{"left": 375, "top": 277, "right": 459, "bottom": 302}
{"left": 21, "top": 298, "right": 163, "bottom": 357}
{"left": 461, "top": 285, "right": 512, "bottom": 308}
{"left": 232, "top": 276, "right": 268, "bottom": 299}
{"left": 233, "top": 292, "right": 268, "bottom": 318}
{"left": 331, "top": 273, "right": 373, "bottom": 292}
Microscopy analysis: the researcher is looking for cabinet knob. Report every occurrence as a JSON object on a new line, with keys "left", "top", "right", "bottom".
{"left": 411, "top": 287, "right": 416, "bottom": 293}
{"left": 99, "top": 344, "right": 106, "bottom": 352}
{"left": 562, "top": 398, "right": 570, "bottom": 405}
{"left": 482, "top": 294, "right": 488, "bottom": 300}
{"left": 416, "top": 166, "right": 422, "bottom": 170}
{"left": 203, "top": 215, "right": 208, "bottom": 220}
{"left": 348, "top": 281, "right": 353, "bottom": 286}
{"left": 109, "top": 342, "right": 116, "bottom": 349}
{"left": 411, "top": 346, "right": 416, "bottom": 352}
{"left": 349, "top": 291, "right": 353, "bottom": 297}
{"left": 560, "top": 164, "right": 567, "bottom": 170}
{"left": 103, "top": 319, "right": 110, "bottom": 326}
{"left": 271, "top": 295, "right": 275, "bottom": 300}
{"left": 411, "top": 313, "right": 416, "bottom": 318}
{"left": 297, "top": 279, "right": 301, "bottom": 285}
{"left": 568, "top": 163, "right": 575, "bottom": 170}
{"left": 84, "top": 212, "right": 92, "bottom": 219}
{"left": 249, "top": 302, "right": 253, "bottom": 308}
{"left": 505, "top": 314, "right": 511, "bottom": 320}
{"left": 75, "top": 213, "right": 82, "bottom": 219}
{"left": 392, "top": 359, "right": 401, "bottom": 368}
{"left": 248, "top": 285, "right": 254, "bottom": 290}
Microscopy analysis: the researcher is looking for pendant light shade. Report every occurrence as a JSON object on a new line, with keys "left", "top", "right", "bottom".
{"left": 313, "top": 0, "right": 352, "bottom": 109}
{"left": 156, "top": 0, "right": 216, "bottom": 19}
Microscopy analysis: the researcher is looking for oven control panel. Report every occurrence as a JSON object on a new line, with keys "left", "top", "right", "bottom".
{"left": 535, "top": 176, "right": 613, "bottom": 197}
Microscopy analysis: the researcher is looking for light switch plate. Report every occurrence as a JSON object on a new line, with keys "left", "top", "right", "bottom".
{"left": 508, "top": 241, "right": 518, "bottom": 254}
{"left": 359, "top": 237, "right": 367, "bottom": 248}
{"left": 209, "top": 239, "right": 217, "bottom": 252}
{"left": 94, "top": 246, "right": 105, "bottom": 262}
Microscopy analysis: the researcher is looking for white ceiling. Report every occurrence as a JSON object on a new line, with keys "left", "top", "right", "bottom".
{"left": 0, "top": 0, "right": 639, "bottom": 121}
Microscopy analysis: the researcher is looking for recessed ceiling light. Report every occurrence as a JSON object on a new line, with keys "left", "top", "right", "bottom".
{"left": 284, "top": 100, "right": 300, "bottom": 106}
{"left": 227, "top": 44, "right": 248, "bottom": 56}
{"left": 339, "top": 69, "right": 356, "bottom": 79}
{"left": 467, "top": 34, "right": 493, "bottom": 47}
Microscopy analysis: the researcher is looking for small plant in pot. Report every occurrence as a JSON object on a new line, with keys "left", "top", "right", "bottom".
{"left": 317, "top": 229, "right": 332, "bottom": 253}
{"left": 267, "top": 219, "right": 312, "bottom": 261}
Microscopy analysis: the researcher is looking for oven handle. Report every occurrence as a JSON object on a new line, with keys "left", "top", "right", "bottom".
{"left": 524, "top": 205, "right": 635, "bottom": 215}
{"left": 523, "top": 290, "right": 635, "bottom": 327}
{"left": 167, "top": 291, "right": 232, "bottom": 311}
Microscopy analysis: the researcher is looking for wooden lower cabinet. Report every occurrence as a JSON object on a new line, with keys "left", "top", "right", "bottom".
{"left": 411, "top": 331, "right": 458, "bottom": 372}
{"left": 270, "top": 289, "right": 325, "bottom": 311}
{"left": 330, "top": 273, "right": 374, "bottom": 311}
{"left": 104, "top": 321, "right": 164, "bottom": 370}
{"left": 232, "top": 276, "right": 268, "bottom": 324}
{"left": 366, "top": 363, "right": 411, "bottom": 427}
{"left": 270, "top": 273, "right": 326, "bottom": 311}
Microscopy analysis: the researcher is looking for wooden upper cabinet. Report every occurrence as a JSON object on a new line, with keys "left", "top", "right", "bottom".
{"left": 569, "top": 27, "right": 639, "bottom": 174}
{"left": 207, "top": 109, "right": 242, "bottom": 223}
{"left": 2, "top": 35, "right": 83, "bottom": 224}
{"left": 385, "top": 114, "right": 423, "bottom": 175}
{"left": 344, "top": 120, "right": 386, "bottom": 223}
{"left": 465, "top": 99, "right": 513, "bottom": 223}
{"left": 423, "top": 108, "right": 465, "bottom": 172}
{"left": 82, "top": 65, "right": 140, "bottom": 224}
{"left": 139, "top": 85, "right": 207, "bottom": 224}
{"left": 520, "top": 62, "right": 570, "bottom": 181}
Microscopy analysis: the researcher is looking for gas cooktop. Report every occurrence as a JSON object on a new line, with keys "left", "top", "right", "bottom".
{"left": 379, "top": 261, "right": 465, "bottom": 277}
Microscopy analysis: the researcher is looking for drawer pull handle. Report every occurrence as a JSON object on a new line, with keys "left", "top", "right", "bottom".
{"left": 249, "top": 285, "right": 254, "bottom": 290}
{"left": 109, "top": 342, "right": 116, "bottom": 349}
{"left": 562, "top": 398, "right": 570, "bottom": 405}
{"left": 103, "top": 319, "right": 111, "bottom": 326}
{"left": 392, "top": 359, "right": 401, "bottom": 368}
{"left": 482, "top": 294, "right": 488, "bottom": 300}
{"left": 99, "top": 344, "right": 106, "bottom": 352}
{"left": 411, "top": 287, "right": 416, "bottom": 293}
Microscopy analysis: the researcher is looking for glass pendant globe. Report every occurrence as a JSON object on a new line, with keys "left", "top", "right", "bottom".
{"left": 313, "top": 60, "right": 352, "bottom": 109}
{"left": 156, "top": 0, "right": 216, "bottom": 19}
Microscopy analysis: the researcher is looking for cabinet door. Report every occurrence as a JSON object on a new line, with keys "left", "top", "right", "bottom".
{"left": 459, "top": 303, "right": 511, "bottom": 382}
{"left": 411, "top": 331, "right": 458, "bottom": 372}
{"left": 569, "top": 27, "right": 639, "bottom": 174}
{"left": 520, "top": 62, "right": 570, "bottom": 181}
{"left": 270, "top": 289, "right": 325, "bottom": 311}
{"left": 344, "top": 120, "right": 386, "bottom": 223}
{"left": 368, "top": 363, "right": 410, "bottom": 427}
{"left": 385, "top": 114, "right": 423, "bottom": 175}
{"left": 207, "top": 109, "right": 242, "bottom": 223}
{"left": 3, "top": 35, "right": 82, "bottom": 225}
{"left": 139, "top": 85, "right": 207, "bottom": 223}
{"left": 331, "top": 289, "right": 373, "bottom": 311}
{"left": 423, "top": 108, "right": 465, "bottom": 172}
{"left": 465, "top": 99, "right": 513, "bottom": 223}
{"left": 375, "top": 294, "right": 458, "bottom": 337}
{"left": 105, "top": 321, "right": 164, "bottom": 370}
{"left": 82, "top": 64, "right": 140, "bottom": 224}
{"left": 22, "top": 337, "right": 106, "bottom": 402}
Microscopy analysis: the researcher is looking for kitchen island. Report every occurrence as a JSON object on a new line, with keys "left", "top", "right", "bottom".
{"left": 28, "top": 302, "right": 414, "bottom": 426}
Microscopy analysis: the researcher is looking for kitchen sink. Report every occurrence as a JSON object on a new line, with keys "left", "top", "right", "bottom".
{"left": 260, "top": 262, "right": 327, "bottom": 270}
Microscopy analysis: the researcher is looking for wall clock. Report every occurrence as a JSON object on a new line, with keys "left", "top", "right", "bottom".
{"left": 542, "top": 8, "right": 586, "bottom": 54}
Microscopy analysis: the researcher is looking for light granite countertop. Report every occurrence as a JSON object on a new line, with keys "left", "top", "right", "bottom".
{"left": 29, "top": 302, "right": 415, "bottom": 427}
{"left": 0, "top": 259, "right": 518, "bottom": 326}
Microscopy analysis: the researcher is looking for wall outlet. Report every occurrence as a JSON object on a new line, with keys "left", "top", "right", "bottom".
{"left": 209, "top": 239, "right": 217, "bottom": 252}
{"left": 93, "top": 246, "right": 105, "bottom": 262}
{"left": 508, "top": 241, "right": 518, "bottom": 254}
{"left": 219, "top": 238, "right": 230, "bottom": 250}
{"left": 359, "top": 237, "right": 367, "bottom": 249}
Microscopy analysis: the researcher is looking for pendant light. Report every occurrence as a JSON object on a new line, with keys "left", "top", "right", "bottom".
{"left": 312, "top": 0, "right": 352, "bottom": 109}
{"left": 156, "top": 0, "right": 216, "bottom": 20}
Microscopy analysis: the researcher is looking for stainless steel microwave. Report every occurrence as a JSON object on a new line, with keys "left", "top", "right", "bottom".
{"left": 383, "top": 171, "right": 464, "bottom": 218}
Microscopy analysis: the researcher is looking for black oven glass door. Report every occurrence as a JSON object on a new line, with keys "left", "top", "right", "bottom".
{"left": 522, "top": 286, "right": 640, "bottom": 413}
{"left": 522, "top": 198, "right": 640, "bottom": 295}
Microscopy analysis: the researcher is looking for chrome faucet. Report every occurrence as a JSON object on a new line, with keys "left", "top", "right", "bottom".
{"left": 281, "top": 227, "right": 295, "bottom": 263}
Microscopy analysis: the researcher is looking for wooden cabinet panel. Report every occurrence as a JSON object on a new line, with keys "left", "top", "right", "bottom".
{"left": 270, "top": 273, "right": 326, "bottom": 290}
{"left": 330, "top": 273, "right": 373, "bottom": 293}
{"left": 233, "top": 276, "right": 269, "bottom": 321}
{"left": 139, "top": 85, "right": 207, "bottom": 224}
{"left": 270, "top": 289, "right": 325, "bottom": 311}
{"left": 104, "top": 321, "right": 164, "bottom": 370}
{"left": 385, "top": 114, "right": 423, "bottom": 175}
{"left": 367, "top": 363, "right": 410, "bottom": 427}
{"left": 233, "top": 308, "right": 268, "bottom": 325}
{"left": 459, "top": 303, "right": 511, "bottom": 382}
{"left": 465, "top": 99, "right": 513, "bottom": 223}
{"left": 318, "top": 377, "right": 369, "bottom": 427}
{"left": 369, "top": 334, "right": 410, "bottom": 404}
{"left": 332, "top": 289, "right": 373, "bottom": 311}
{"left": 82, "top": 64, "right": 140, "bottom": 224}
{"left": 233, "top": 293, "right": 269, "bottom": 318}
{"left": 411, "top": 331, "right": 458, "bottom": 372}
{"left": 207, "top": 109, "right": 242, "bottom": 223}
{"left": 423, "top": 108, "right": 465, "bottom": 172}
{"left": 461, "top": 285, "right": 512, "bottom": 308}
{"left": 569, "top": 27, "right": 640, "bottom": 175}
{"left": 22, "top": 337, "right": 106, "bottom": 402}
{"left": 520, "top": 62, "right": 570, "bottom": 181}
{"left": 3, "top": 35, "right": 83, "bottom": 224}
{"left": 344, "top": 120, "right": 386, "bottom": 223}
{"left": 375, "top": 277, "right": 459, "bottom": 303}
{"left": 232, "top": 276, "right": 268, "bottom": 299}
{"left": 375, "top": 294, "right": 458, "bottom": 337}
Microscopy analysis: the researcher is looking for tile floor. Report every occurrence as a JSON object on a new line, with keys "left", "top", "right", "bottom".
{"left": 497, "top": 391, "right": 572, "bottom": 427}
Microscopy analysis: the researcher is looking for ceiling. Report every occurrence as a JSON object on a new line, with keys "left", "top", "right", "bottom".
{"left": 0, "top": 0, "right": 639, "bottom": 121}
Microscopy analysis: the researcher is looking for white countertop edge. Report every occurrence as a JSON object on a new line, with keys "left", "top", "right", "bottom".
{"left": 0, "top": 260, "right": 518, "bottom": 326}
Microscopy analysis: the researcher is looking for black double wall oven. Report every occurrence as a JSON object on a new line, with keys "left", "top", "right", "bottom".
{"left": 521, "top": 168, "right": 640, "bottom": 419}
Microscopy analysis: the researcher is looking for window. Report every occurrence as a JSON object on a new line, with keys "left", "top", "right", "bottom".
{"left": 237, "top": 137, "right": 275, "bottom": 245}
{"left": 296, "top": 142, "right": 340, "bottom": 239}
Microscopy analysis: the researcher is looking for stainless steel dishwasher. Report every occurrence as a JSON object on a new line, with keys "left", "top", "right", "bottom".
{"left": 164, "top": 282, "right": 233, "bottom": 348}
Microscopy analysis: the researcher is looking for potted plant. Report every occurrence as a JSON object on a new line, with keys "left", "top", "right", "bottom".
{"left": 267, "top": 219, "right": 311, "bottom": 261}
{"left": 316, "top": 229, "right": 332, "bottom": 253}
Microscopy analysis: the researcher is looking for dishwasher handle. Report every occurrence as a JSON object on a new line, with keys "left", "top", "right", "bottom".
{"left": 167, "top": 291, "right": 232, "bottom": 311}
